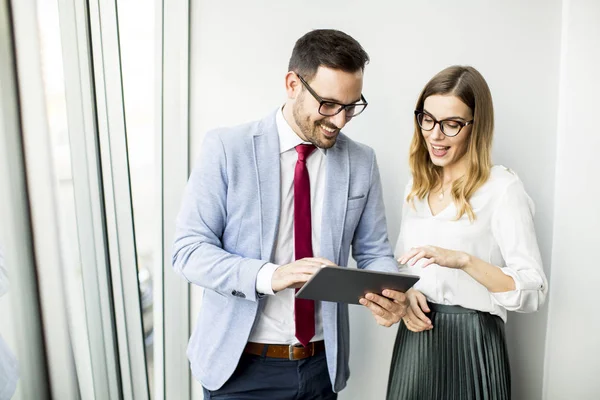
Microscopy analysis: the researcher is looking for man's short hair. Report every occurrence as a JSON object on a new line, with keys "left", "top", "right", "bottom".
{"left": 288, "top": 29, "right": 370, "bottom": 81}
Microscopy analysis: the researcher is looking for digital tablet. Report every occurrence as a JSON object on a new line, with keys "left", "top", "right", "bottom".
{"left": 295, "top": 266, "right": 420, "bottom": 305}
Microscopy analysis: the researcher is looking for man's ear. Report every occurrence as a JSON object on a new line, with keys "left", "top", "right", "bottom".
{"left": 285, "top": 71, "right": 301, "bottom": 100}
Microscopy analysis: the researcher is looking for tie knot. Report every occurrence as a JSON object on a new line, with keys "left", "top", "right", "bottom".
{"left": 296, "top": 144, "right": 316, "bottom": 162}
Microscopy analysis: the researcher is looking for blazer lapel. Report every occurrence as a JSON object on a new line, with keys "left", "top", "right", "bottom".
{"left": 253, "top": 112, "right": 281, "bottom": 262}
{"left": 320, "top": 136, "right": 349, "bottom": 265}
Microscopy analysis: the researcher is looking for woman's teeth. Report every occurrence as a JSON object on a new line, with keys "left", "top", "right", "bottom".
{"left": 431, "top": 145, "right": 450, "bottom": 157}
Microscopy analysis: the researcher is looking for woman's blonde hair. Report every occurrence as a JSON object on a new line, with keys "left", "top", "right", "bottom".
{"left": 407, "top": 65, "right": 494, "bottom": 221}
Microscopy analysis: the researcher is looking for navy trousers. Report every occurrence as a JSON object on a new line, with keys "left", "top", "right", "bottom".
{"left": 203, "top": 351, "right": 337, "bottom": 400}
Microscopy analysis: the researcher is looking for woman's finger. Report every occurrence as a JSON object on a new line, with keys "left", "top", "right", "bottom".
{"left": 421, "top": 258, "right": 436, "bottom": 268}
{"left": 404, "top": 319, "right": 417, "bottom": 332}
{"left": 405, "top": 304, "right": 430, "bottom": 330}
{"left": 402, "top": 314, "right": 415, "bottom": 330}
{"left": 409, "top": 295, "right": 431, "bottom": 326}
{"left": 416, "top": 292, "right": 431, "bottom": 313}
{"left": 408, "top": 251, "right": 428, "bottom": 266}
{"left": 398, "top": 250, "right": 417, "bottom": 265}
{"left": 403, "top": 315, "right": 426, "bottom": 332}
{"left": 399, "top": 247, "right": 425, "bottom": 264}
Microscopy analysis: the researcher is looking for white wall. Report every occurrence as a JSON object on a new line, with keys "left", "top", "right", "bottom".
{"left": 543, "top": 1, "right": 600, "bottom": 399}
{"left": 0, "top": 289, "right": 19, "bottom": 397}
{"left": 188, "top": 1, "right": 562, "bottom": 398}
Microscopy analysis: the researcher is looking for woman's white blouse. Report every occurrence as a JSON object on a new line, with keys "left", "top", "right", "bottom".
{"left": 395, "top": 166, "right": 548, "bottom": 322}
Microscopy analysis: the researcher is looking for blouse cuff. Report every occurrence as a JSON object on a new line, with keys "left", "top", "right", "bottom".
{"left": 490, "top": 267, "right": 546, "bottom": 312}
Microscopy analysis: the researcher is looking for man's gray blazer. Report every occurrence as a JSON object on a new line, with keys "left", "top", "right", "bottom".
{"left": 172, "top": 109, "right": 397, "bottom": 392}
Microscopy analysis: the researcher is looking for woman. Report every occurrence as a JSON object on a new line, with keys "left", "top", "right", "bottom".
{"left": 387, "top": 66, "right": 547, "bottom": 400}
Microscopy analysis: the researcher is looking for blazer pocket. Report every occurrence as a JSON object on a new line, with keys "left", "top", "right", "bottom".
{"left": 347, "top": 194, "right": 366, "bottom": 210}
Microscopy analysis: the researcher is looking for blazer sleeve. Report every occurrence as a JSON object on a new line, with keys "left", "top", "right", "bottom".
{"left": 171, "top": 131, "right": 266, "bottom": 301}
{"left": 351, "top": 151, "right": 398, "bottom": 273}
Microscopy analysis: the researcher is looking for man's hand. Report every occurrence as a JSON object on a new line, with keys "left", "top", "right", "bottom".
{"left": 271, "top": 257, "right": 336, "bottom": 292}
{"left": 359, "top": 289, "right": 408, "bottom": 327}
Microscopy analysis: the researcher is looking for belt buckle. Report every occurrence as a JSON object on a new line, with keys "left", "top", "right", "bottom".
{"left": 288, "top": 343, "right": 305, "bottom": 360}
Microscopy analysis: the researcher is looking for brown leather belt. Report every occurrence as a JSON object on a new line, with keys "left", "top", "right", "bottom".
{"left": 244, "top": 341, "right": 325, "bottom": 360}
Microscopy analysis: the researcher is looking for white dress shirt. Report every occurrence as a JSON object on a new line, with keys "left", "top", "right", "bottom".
{"left": 249, "top": 107, "right": 326, "bottom": 344}
{"left": 395, "top": 166, "right": 548, "bottom": 322}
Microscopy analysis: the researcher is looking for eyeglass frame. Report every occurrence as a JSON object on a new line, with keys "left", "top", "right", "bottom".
{"left": 414, "top": 110, "right": 473, "bottom": 137}
{"left": 296, "top": 73, "right": 368, "bottom": 118}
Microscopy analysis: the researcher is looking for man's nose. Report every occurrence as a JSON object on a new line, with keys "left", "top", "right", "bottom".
{"left": 331, "top": 110, "right": 348, "bottom": 130}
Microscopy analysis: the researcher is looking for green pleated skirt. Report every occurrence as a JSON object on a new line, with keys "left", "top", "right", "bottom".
{"left": 386, "top": 303, "right": 511, "bottom": 400}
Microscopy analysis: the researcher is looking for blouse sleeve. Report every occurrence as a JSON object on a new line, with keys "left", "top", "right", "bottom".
{"left": 490, "top": 177, "right": 548, "bottom": 312}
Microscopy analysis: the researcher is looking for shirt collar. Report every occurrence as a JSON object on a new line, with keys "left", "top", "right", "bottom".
{"left": 276, "top": 106, "right": 327, "bottom": 155}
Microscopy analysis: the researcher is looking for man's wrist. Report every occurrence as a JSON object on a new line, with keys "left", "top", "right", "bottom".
{"left": 256, "top": 263, "right": 280, "bottom": 295}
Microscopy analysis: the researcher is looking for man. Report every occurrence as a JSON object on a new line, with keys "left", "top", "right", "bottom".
{"left": 173, "top": 29, "right": 407, "bottom": 399}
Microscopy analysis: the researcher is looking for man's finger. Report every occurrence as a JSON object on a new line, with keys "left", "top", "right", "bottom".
{"left": 279, "top": 262, "right": 322, "bottom": 275}
{"left": 359, "top": 297, "right": 391, "bottom": 319}
{"left": 295, "top": 259, "right": 328, "bottom": 268}
{"left": 284, "top": 273, "right": 317, "bottom": 287}
{"left": 314, "top": 257, "right": 337, "bottom": 266}
{"left": 374, "top": 315, "right": 394, "bottom": 328}
{"left": 288, "top": 265, "right": 323, "bottom": 274}
{"left": 302, "top": 257, "right": 336, "bottom": 266}
{"left": 365, "top": 293, "right": 396, "bottom": 312}
{"left": 382, "top": 289, "right": 407, "bottom": 304}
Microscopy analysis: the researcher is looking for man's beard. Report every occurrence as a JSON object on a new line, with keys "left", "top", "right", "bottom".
{"left": 292, "top": 99, "right": 338, "bottom": 149}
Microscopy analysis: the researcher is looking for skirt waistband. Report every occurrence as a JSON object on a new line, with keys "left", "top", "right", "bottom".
{"left": 428, "top": 303, "right": 477, "bottom": 314}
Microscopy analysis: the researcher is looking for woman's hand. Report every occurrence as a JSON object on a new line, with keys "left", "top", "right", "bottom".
{"left": 402, "top": 288, "right": 433, "bottom": 332}
{"left": 398, "top": 245, "right": 469, "bottom": 269}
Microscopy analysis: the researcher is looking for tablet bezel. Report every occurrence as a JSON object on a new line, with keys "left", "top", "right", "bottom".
{"left": 295, "top": 265, "right": 419, "bottom": 305}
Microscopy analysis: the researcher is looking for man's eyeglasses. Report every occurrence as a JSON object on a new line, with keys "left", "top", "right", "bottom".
{"left": 414, "top": 110, "right": 473, "bottom": 137}
{"left": 296, "top": 74, "right": 368, "bottom": 118}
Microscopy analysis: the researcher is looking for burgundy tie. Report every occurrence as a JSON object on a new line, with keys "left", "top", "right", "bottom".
{"left": 294, "top": 144, "right": 316, "bottom": 347}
